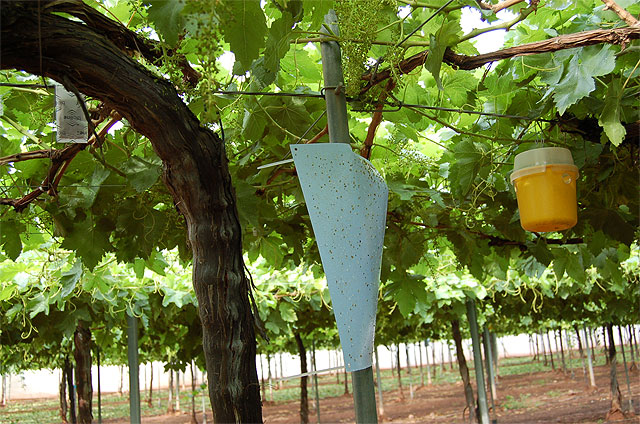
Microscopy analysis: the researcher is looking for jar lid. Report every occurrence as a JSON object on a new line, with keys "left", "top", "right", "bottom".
{"left": 513, "top": 147, "right": 575, "bottom": 172}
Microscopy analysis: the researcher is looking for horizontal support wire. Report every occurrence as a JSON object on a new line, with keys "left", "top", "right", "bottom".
{"left": 1, "top": 85, "right": 554, "bottom": 122}
{"left": 396, "top": 102, "right": 556, "bottom": 122}
{"left": 395, "top": 0, "right": 457, "bottom": 48}
{"left": 212, "top": 89, "right": 554, "bottom": 122}
{"left": 212, "top": 89, "right": 326, "bottom": 99}
{"left": 267, "top": 365, "right": 345, "bottom": 384}
{"left": 0, "top": 82, "right": 52, "bottom": 89}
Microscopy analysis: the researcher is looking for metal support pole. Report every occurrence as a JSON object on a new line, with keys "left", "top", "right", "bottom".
{"left": 483, "top": 326, "right": 497, "bottom": 405}
{"left": 483, "top": 326, "right": 497, "bottom": 424}
{"left": 321, "top": 10, "right": 349, "bottom": 144}
{"left": 374, "top": 346, "right": 385, "bottom": 418}
{"left": 320, "top": 9, "right": 377, "bottom": 424}
{"left": 466, "top": 300, "right": 490, "bottom": 424}
{"left": 97, "top": 346, "right": 102, "bottom": 424}
{"left": 617, "top": 326, "right": 634, "bottom": 414}
{"left": 312, "top": 340, "right": 321, "bottom": 423}
{"left": 352, "top": 367, "right": 378, "bottom": 424}
{"left": 127, "top": 314, "right": 141, "bottom": 424}
{"left": 583, "top": 326, "right": 596, "bottom": 387}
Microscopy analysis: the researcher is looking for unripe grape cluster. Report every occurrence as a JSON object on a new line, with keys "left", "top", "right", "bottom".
{"left": 335, "top": 0, "right": 390, "bottom": 96}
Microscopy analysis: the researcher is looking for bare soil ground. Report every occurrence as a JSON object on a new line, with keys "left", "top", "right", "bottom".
{"left": 104, "top": 359, "right": 639, "bottom": 424}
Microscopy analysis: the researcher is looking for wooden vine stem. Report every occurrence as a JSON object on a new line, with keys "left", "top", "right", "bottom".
{"left": 361, "top": 26, "right": 640, "bottom": 93}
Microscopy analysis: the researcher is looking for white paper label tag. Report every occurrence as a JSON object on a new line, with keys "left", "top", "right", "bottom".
{"left": 55, "top": 85, "right": 88, "bottom": 143}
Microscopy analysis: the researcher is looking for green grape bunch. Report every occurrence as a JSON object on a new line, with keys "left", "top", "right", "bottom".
{"left": 335, "top": 0, "right": 392, "bottom": 96}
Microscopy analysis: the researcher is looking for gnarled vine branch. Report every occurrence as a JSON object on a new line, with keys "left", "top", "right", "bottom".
{"left": 361, "top": 26, "right": 640, "bottom": 92}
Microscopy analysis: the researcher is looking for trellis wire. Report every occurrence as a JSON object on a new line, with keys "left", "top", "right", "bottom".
{"left": 211, "top": 89, "right": 554, "bottom": 122}
{"left": 0, "top": 82, "right": 52, "bottom": 89}
{"left": 395, "top": 0, "right": 457, "bottom": 48}
{"left": 0, "top": 84, "right": 555, "bottom": 122}
{"left": 267, "top": 365, "right": 345, "bottom": 383}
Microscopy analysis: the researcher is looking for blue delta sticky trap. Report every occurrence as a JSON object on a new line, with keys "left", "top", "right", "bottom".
{"left": 291, "top": 143, "right": 388, "bottom": 372}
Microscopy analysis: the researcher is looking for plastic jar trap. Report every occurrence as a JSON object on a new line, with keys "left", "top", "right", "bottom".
{"left": 510, "top": 147, "right": 579, "bottom": 232}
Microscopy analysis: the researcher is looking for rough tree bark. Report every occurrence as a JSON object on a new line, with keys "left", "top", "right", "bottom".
{"left": 294, "top": 333, "right": 309, "bottom": 424}
{"left": 452, "top": 320, "right": 477, "bottom": 424}
{"left": 119, "top": 366, "right": 123, "bottom": 397}
{"left": 396, "top": 344, "right": 405, "bottom": 400}
{"left": 74, "top": 322, "right": 93, "bottom": 424}
{"left": 168, "top": 370, "right": 175, "bottom": 414}
{"left": 191, "top": 363, "right": 198, "bottom": 424}
{"left": 605, "top": 324, "right": 623, "bottom": 420}
{"left": 540, "top": 332, "right": 547, "bottom": 366}
{"left": 628, "top": 325, "right": 638, "bottom": 371}
{"left": 65, "top": 357, "right": 77, "bottom": 424}
{"left": 147, "top": 363, "right": 154, "bottom": 407}
{"left": 574, "top": 325, "right": 588, "bottom": 384}
{"left": 0, "top": 3, "right": 262, "bottom": 422}
{"left": 59, "top": 368, "right": 68, "bottom": 423}
{"left": 431, "top": 341, "right": 438, "bottom": 380}
{"left": 557, "top": 329, "right": 567, "bottom": 375}
{"left": 547, "top": 332, "right": 556, "bottom": 370}
{"left": 1, "top": 374, "right": 6, "bottom": 407}
{"left": 259, "top": 354, "right": 266, "bottom": 401}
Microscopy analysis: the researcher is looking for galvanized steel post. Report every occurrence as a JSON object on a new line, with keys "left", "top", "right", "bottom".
{"left": 466, "top": 300, "right": 490, "bottom": 424}
{"left": 127, "top": 314, "right": 141, "bottom": 424}
{"left": 483, "top": 326, "right": 497, "bottom": 422}
{"left": 319, "top": 10, "right": 378, "bottom": 424}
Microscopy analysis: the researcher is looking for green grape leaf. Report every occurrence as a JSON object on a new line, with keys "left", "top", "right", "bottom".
{"left": 424, "top": 21, "right": 459, "bottom": 91}
{"left": 134, "top": 258, "right": 146, "bottom": 279}
{"left": 279, "top": 301, "right": 297, "bottom": 323}
{"left": 448, "top": 139, "right": 485, "bottom": 197}
{"left": 425, "top": 33, "right": 445, "bottom": 90}
{"left": 221, "top": 0, "right": 268, "bottom": 75}
{"left": 528, "top": 239, "right": 553, "bottom": 267}
{"left": 234, "top": 179, "right": 261, "bottom": 228}
{"left": 598, "top": 79, "right": 626, "bottom": 146}
{"left": 0, "top": 284, "right": 15, "bottom": 302}
{"left": 146, "top": 251, "right": 168, "bottom": 276}
{"left": 553, "top": 255, "right": 567, "bottom": 280}
{"left": 387, "top": 180, "right": 427, "bottom": 201}
{"left": 0, "top": 219, "right": 24, "bottom": 260}
{"left": 303, "top": 0, "right": 332, "bottom": 29}
{"left": 59, "top": 261, "right": 82, "bottom": 299}
{"left": 565, "top": 253, "right": 586, "bottom": 284}
{"left": 122, "top": 157, "right": 162, "bottom": 193}
{"left": 162, "top": 288, "right": 187, "bottom": 308}
{"left": 395, "top": 286, "right": 416, "bottom": 317}
{"left": 548, "top": 46, "right": 615, "bottom": 114}
{"left": 147, "top": 0, "right": 186, "bottom": 46}
{"left": 251, "top": 12, "right": 295, "bottom": 88}
{"left": 442, "top": 71, "right": 477, "bottom": 106}
{"left": 60, "top": 217, "right": 113, "bottom": 270}
{"left": 583, "top": 208, "right": 635, "bottom": 246}
{"left": 59, "top": 166, "right": 110, "bottom": 210}
{"left": 27, "top": 292, "right": 50, "bottom": 318}
{"left": 259, "top": 235, "right": 284, "bottom": 268}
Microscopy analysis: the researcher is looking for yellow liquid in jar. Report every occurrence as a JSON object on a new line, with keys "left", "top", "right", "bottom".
{"left": 513, "top": 165, "right": 578, "bottom": 232}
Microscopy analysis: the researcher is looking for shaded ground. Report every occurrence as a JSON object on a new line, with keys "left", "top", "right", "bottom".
{"left": 102, "top": 357, "right": 639, "bottom": 424}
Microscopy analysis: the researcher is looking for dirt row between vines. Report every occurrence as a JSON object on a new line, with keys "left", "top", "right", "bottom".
{"left": 103, "top": 359, "right": 638, "bottom": 424}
